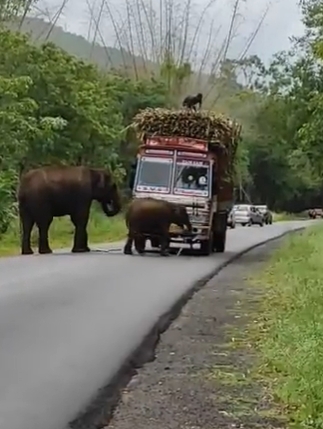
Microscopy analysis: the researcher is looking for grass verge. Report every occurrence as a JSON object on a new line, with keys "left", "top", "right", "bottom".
{"left": 249, "top": 224, "right": 323, "bottom": 428}
{"left": 0, "top": 205, "right": 127, "bottom": 256}
{"left": 272, "top": 211, "right": 306, "bottom": 222}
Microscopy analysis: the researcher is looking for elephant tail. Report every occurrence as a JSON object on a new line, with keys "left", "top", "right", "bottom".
{"left": 17, "top": 192, "right": 28, "bottom": 213}
{"left": 17, "top": 192, "right": 32, "bottom": 220}
{"left": 17, "top": 193, "right": 27, "bottom": 243}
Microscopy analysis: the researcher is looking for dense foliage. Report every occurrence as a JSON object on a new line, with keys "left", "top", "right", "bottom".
{"left": 227, "top": 0, "right": 323, "bottom": 211}
{"left": 2, "top": 0, "right": 323, "bottom": 235}
{"left": 0, "top": 29, "right": 169, "bottom": 234}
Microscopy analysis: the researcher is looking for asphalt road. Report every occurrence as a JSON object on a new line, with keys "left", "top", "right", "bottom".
{"left": 0, "top": 220, "right": 314, "bottom": 429}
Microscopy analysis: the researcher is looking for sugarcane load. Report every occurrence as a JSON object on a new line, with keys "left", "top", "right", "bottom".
{"left": 132, "top": 107, "right": 241, "bottom": 143}
{"left": 127, "top": 107, "right": 242, "bottom": 256}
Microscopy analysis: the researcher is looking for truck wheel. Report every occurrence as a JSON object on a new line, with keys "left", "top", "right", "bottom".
{"left": 212, "top": 212, "right": 227, "bottom": 253}
{"left": 200, "top": 241, "right": 211, "bottom": 256}
{"left": 199, "top": 237, "right": 212, "bottom": 256}
{"left": 214, "top": 229, "right": 226, "bottom": 253}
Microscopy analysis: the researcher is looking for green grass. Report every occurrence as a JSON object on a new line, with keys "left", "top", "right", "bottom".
{"left": 0, "top": 206, "right": 127, "bottom": 256}
{"left": 272, "top": 211, "right": 305, "bottom": 222}
{"left": 251, "top": 224, "right": 323, "bottom": 428}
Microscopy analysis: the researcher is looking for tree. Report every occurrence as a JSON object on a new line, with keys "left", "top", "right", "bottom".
{"left": 0, "top": 31, "right": 127, "bottom": 168}
{"left": 86, "top": 0, "right": 270, "bottom": 106}
{"left": 0, "top": 29, "right": 170, "bottom": 233}
{"left": 0, "top": 73, "right": 66, "bottom": 233}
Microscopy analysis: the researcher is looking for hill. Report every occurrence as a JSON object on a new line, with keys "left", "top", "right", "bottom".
{"left": 5, "top": 17, "right": 243, "bottom": 108}
{"left": 7, "top": 17, "right": 149, "bottom": 72}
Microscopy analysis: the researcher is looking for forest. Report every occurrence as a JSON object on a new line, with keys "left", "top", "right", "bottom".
{"left": 1, "top": 0, "right": 323, "bottom": 239}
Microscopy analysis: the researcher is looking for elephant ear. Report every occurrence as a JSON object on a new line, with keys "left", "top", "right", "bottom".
{"left": 174, "top": 204, "right": 188, "bottom": 220}
{"left": 171, "top": 203, "right": 182, "bottom": 217}
{"left": 91, "top": 168, "right": 108, "bottom": 190}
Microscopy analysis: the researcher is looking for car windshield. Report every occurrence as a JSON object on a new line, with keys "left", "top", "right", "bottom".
{"left": 234, "top": 205, "right": 250, "bottom": 212}
{"left": 173, "top": 160, "right": 210, "bottom": 196}
{"left": 135, "top": 157, "right": 173, "bottom": 192}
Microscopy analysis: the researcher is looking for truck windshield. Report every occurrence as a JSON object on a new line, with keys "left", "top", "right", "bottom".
{"left": 135, "top": 156, "right": 173, "bottom": 193}
{"left": 173, "top": 160, "right": 210, "bottom": 196}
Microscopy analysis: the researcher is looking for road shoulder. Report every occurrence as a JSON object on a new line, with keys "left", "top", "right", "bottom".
{"left": 108, "top": 238, "right": 287, "bottom": 429}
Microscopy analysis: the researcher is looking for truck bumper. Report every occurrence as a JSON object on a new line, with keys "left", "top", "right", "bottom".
{"left": 168, "top": 227, "right": 209, "bottom": 244}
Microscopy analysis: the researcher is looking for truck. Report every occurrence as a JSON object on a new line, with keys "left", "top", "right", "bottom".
{"left": 129, "top": 108, "right": 241, "bottom": 255}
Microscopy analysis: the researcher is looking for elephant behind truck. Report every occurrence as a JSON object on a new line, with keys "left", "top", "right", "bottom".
{"left": 18, "top": 165, "right": 122, "bottom": 255}
{"left": 123, "top": 197, "right": 192, "bottom": 256}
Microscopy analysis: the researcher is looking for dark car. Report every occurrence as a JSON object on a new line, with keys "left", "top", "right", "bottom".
{"left": 308, "top": 208, "right": 323, "bottom": 219}
{"left": 255, "top": 205, "right": 273, "bottom": 225}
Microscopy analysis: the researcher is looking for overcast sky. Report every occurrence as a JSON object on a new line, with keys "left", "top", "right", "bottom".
{"left": 39, "top": 0, "right": 305, "bottom": 64}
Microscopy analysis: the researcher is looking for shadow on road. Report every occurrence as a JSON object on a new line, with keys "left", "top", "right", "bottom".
{"left": 48, "top": 247, "right": 238, "bottom": 259}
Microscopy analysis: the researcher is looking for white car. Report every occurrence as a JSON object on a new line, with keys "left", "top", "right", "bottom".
{"left": 227, "top": 208, "right": 236, "bottom": 228}
{"left": 233, "top": 204, "right": 264, "bottom": 227}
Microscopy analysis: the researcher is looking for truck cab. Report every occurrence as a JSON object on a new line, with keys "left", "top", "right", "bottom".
{"left": 130, "top": 135, "right": 229, "bottom": 255}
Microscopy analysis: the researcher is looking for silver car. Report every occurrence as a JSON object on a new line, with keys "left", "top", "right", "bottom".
{"left": 233, "top": 204, "right": 264, "bottom": 227}
{"left": 227, "top": 208, "right": 236, "bottom": 228}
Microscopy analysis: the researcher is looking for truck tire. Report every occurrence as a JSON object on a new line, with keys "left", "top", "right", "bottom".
{"left": 212, "top": 212, "right": 227, "bottom": 253}
{"left": 214, "top": 229, "right": 227, "bottom": 253}
{"left": 199, "top": 234, "right": 213, "bottom": 256}
{"left": 199, "top": 225, "right": 215, "bottom": 256}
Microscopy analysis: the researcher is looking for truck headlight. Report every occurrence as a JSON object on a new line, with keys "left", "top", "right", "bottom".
{"left": 190, "top": 214, "right": 208, "bottom": 224}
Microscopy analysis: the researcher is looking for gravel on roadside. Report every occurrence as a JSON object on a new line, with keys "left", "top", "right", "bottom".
{"left": 107, "top": 238, "right": 287, "bottom": 429}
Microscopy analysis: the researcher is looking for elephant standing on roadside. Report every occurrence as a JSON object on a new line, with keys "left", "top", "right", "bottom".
{"left": 123, "top": 198, "right": 192, "bottom": 256}
{"left": 18, "top": 165, "right": 122, "bottom": 255}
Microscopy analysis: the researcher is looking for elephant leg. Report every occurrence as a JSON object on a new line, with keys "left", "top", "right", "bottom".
{"left": 20, "top": 212, "right": 35, "bottom": 255}
{"left": 123, "top": 231, "right": 134, "bottom": 255}
{"left": 71, "top": 210, "right": 90, "bottom": 253}
{"left": 134, "top": 235, "right": 146, "bottom": 254}
{"left": 84, "top": 231, "right": 90, "bottom": 251}
{"left": 36, "top": 217, "right": 53, "bottom": 254}
{"left": 160, "top": 229, "right": 170, "bottom": 256}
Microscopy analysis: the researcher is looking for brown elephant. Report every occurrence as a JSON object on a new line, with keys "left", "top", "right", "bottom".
{"left": 18, "top": 165, "right": 121, "bottom": 255}
{"left": 123, "top": 198, "right": 192, "bottom": 256}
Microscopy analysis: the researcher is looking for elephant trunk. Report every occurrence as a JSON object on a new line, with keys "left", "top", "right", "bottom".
{"left": 178, "top": 212, "right": 192, "bottom": 232}
{"left": 100, "top": 196, "right": 121, "bottom": 217}
{"left": 185, "top": 219, "right": 192, "bottom": 232}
